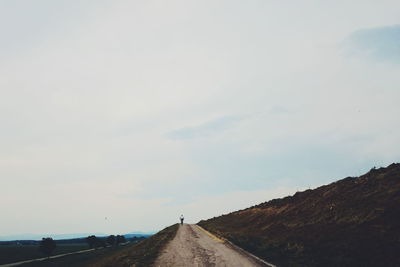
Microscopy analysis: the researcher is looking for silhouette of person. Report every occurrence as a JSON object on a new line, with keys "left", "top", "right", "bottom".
{"left": 180, "top": 214, "right": 184, "bottom": 225}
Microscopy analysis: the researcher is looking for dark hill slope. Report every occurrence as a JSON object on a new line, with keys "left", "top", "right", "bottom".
{"left": 84, "top": 224, "right": 178, "bottom": 267}
{"left": 198, "top": 163, "right": 400, "bottom": 267}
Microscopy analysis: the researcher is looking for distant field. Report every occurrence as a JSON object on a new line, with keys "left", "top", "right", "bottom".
{"left": 19, "top": 243, "right": 138, "bottom": 267}
{"left": 0, "top": 243, "right": 88, "bottom": 265}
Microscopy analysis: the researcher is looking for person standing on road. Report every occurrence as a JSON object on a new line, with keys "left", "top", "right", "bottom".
{"left": 180, "top": 214, "right": 184, "bottom": 225}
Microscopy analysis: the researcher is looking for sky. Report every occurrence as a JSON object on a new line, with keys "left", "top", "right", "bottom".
{"left": 1, "top": 0, "right": 400, "bottom": 237}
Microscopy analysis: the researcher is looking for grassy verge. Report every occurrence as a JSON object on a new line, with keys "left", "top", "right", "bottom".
{"left": 84, "top": 224, "right": 179, "bottom": 267}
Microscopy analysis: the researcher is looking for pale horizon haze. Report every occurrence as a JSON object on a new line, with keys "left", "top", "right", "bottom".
{"left": 1, "top": 0, "right": 400, "bottom": 237}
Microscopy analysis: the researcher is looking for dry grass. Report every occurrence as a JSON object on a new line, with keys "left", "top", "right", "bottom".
{"left": 199, "top": 163, "right": 400, "bottom": 267}
{"left": 84, "top": 224, "right": 179, "bottom": 267}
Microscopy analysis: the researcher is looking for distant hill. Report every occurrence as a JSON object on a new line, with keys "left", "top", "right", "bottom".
{"left": 124, "top": 233, "right": 153, "bottom": 239}
{"left": 198, "top": 163, "right": 400, "bottom": 267}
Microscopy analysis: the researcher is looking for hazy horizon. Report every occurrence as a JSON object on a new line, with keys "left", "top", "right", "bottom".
{"left": 0, "top": 231, "right": 156, "bottom": 242}
{"left": 1, "top": 0, "right": 399, "bottom": 236}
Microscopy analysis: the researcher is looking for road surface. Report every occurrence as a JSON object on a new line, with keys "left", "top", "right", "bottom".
{"left": 154, "top": 224, "right": 276, "bottom": 267}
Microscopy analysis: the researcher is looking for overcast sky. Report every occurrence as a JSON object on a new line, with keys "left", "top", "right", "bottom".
{"left": 1, "top": 0, "right": 400, "bottom": 236}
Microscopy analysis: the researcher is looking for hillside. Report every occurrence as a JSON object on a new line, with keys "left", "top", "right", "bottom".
{"left": 198, "top": 163, "right": 400, "bottom": 267}
{"left": 84, "top": 224, "right": 179, "bottom": 267}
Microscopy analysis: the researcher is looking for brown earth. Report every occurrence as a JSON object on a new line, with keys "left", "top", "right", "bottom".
{"left": 198, "top": 163, "right": 400, "bottom": 267}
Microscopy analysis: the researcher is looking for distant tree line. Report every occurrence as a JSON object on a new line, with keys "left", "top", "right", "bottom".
{"left": 39, "top": 237, "right": 56, "bottom": 257}
{"left": 33, "top": 234, "right": 142, "bottom": 257}
{"left": 86, "top": 234, "right": 127, "bottom": 249}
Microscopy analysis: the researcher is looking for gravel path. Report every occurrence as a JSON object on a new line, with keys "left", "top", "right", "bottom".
{"left": 154, "top": 224, "right": 276, "bottom": 267}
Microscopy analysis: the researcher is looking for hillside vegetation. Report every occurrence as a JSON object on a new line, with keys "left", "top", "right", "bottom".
{"left": 198, "top": 163, "right": 400, "bottom": 267}
{"left": 84, "top": 224, "right": 179, "bottom": 267}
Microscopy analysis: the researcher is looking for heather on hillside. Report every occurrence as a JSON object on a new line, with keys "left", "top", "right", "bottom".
{"left": 199, "top": 163, "right": 400, "bottom": 267}
{"left": 84, "top": 224, "right": 179, "bottom": 267}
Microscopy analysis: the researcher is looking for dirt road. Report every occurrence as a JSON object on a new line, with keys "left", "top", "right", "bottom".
{"left": 154, "top": 224, "right": 276, "bottom": 267}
